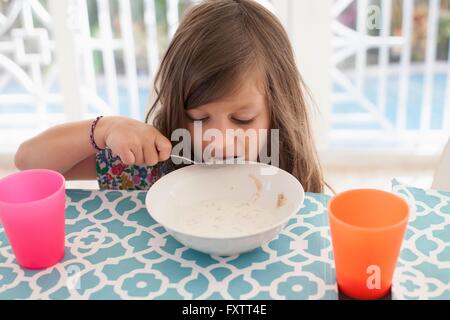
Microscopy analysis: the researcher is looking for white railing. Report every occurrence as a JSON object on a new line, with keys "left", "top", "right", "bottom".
{"left": 330, "top": 0, "right": 450, "bottom": 155}
{"left": 1, "top": 0, "right": 449, "bottom": 163}
{"left": 1, "top": 0, "right": 187, "bottom": 152}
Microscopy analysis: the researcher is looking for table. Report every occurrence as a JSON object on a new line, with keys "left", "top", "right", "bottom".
{"left": 0, "top": 189, "right": 448, "bottom": 299}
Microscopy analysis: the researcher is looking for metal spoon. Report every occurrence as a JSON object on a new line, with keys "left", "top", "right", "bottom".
{"left": 170, "top": 154, "right": 245, "bottom": 166}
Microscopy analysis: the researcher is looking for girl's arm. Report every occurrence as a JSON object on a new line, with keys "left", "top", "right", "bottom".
{"left": 14, "top": 117, "right": 111, "bottom": 179}
{"left": 14, "top": 116, "right": 172, "bottom": 180}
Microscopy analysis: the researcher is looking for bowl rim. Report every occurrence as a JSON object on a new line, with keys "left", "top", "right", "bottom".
{"left": 145, "top": 161, "right": 305, "bottom": 240}
{"left": 0, "top": 169, "right": 65, "bottom": 207}
{"left": 328, "top": 188, "right": 411, "bottom": 232}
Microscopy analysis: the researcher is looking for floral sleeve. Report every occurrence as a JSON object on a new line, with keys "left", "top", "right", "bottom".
{"left": 95, "top": 148, "right": 175, "bottom": 190}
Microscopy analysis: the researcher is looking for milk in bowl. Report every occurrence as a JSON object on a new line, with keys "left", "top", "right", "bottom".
{"left": 145, "top": 162, "right": 304, "bottom": 255}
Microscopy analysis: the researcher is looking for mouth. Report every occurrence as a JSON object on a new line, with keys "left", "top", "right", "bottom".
{"left": 207, "top": 155, "right": 246, "bottom": 164}
{"left": 193, "top": 151, "right": 247, "bottom": 164}
{"left": 221, "top": 155, "right": 242, "bottom": 160}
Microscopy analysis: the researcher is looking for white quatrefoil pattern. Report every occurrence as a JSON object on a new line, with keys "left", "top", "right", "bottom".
{"left": 391, "top": 179, "right": 450, "bottom": 300}
{"left": 0, "top": 184, "right": 448, "bottom": 300}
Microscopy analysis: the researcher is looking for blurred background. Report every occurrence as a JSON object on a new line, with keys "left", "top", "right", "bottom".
{"left": 0, "top": 0, "right": 449, "bottom": 192}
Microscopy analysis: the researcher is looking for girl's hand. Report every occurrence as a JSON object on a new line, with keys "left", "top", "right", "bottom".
{"left": 99, "top": 116, "right": 172, "bottom": 166}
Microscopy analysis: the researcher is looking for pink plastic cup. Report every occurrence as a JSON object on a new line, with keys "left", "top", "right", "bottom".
{"left": 0, "top": 169, "right": 66, "bottom": 269}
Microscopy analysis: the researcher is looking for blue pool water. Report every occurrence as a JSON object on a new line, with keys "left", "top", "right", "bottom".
{"left": 332, "top": 71, "right": 449, "bottom": 131}
{"left": 1, "top": 71, "right": 449, "bottom": 132}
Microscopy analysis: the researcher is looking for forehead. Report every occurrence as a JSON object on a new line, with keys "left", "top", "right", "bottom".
{"left": 193, "top": 69, "right": 267, "bottom": 112}
{"left": 227, "top": 69, "right": 266, "bottom": 101}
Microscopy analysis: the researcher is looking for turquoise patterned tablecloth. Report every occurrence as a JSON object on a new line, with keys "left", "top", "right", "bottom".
{"left": 0, "top": 188, "right": 448, "bottom": 299}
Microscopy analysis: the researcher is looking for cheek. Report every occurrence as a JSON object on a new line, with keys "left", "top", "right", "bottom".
{"left": 186, "top": 125, "right": 209, "bottom": 152}
{"left": 243, "top": 129, "right": 268, "bottom": 161}
{"left": 251, "top": 113, "right": 270, "bottom": 152}
{"left": 186, "top": 124, "right": 193, "bottom": 139}
{"left": 256, "top": 132, "right": 268, "bottom": 151}
{"left": 252, "top": 107, "right": 270, "bottom": 131}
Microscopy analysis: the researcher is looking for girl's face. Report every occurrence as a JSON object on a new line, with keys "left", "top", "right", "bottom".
{"left": 185, "top": 71, "right": 270, "bottom": 161}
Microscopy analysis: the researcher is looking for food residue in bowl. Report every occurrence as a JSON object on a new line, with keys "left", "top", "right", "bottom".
{"left": 167, "top": 197, "right": 285, "bottom": 238}
{"left": 249, "top": 174, "right": 262, "bottom": 200}
{"left": 248, "top": 174, "right": 287, "bottom": 209}
{"left": 276, "top": 193, "right": 287, "bottom": 208}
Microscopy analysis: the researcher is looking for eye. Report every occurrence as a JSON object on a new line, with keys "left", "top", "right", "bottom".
{"left": 186, "top": 114, "right": 209, "bottom": 122}
{"left": 232, "top": 117, "right": 255, "bottom": 125}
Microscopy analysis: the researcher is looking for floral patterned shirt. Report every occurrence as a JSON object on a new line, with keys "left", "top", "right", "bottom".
{"left": 95, "top": 148, "right": 177, "bottom": 190}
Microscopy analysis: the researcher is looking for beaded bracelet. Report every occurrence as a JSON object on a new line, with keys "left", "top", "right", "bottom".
{"left": 90, "top": 116, "right": 104, "bottom": 151}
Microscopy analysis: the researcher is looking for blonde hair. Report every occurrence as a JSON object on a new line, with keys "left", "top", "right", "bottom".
{"left": 145, "top": 0, "right": 326, "bottom": 193}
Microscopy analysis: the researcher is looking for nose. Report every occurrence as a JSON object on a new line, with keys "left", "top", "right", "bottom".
{"left": 203, "top": 120, "right": 241, "bottom": 159}
{"left": 215, "top": 136, "right": 240, "bottom": 159}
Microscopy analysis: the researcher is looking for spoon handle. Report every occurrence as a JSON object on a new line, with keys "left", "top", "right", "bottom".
{"left": 170, "top": 154, "right": 246, "bottom": 166}
{"left": 170, "top": 154, "right": 198, "bottom": 164}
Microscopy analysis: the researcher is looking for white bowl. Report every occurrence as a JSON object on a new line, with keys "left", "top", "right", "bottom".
{"left": 145, "top": 162, "right": 304, "bottom": 256}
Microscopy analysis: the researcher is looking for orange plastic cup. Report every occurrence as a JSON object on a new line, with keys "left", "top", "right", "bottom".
{"left": 328, "top": 189, "right": 409, "bottom": 300}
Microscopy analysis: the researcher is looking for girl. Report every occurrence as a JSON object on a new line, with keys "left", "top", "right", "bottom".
{"left": 14, "top": 0, "right": 326, "bottom": 193}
